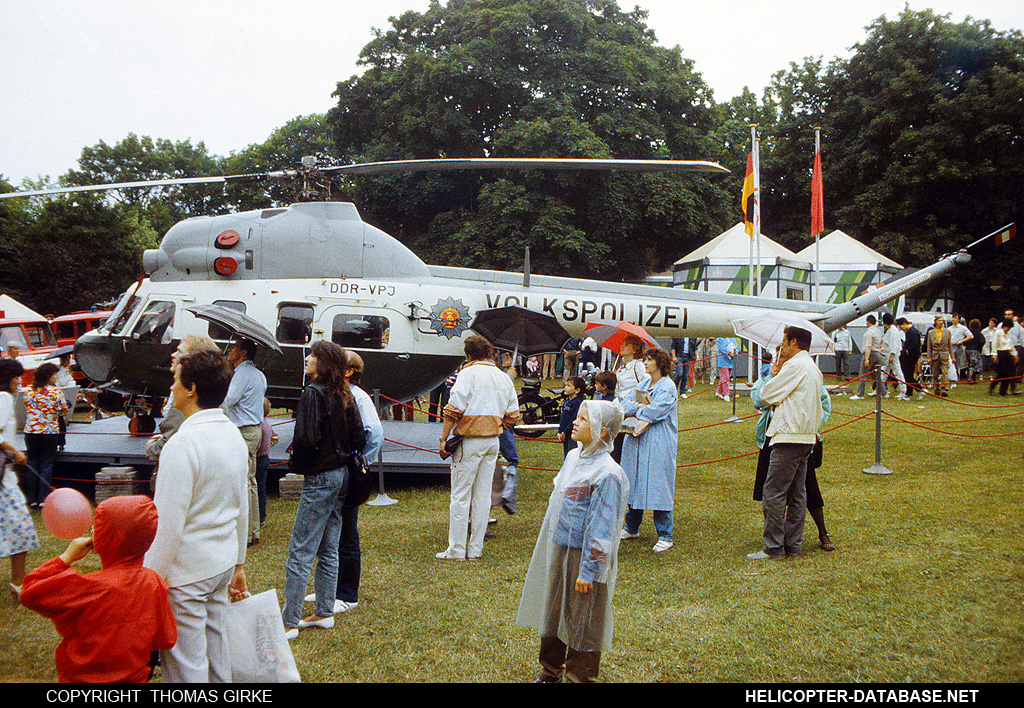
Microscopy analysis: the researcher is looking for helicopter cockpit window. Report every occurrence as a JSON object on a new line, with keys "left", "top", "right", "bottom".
{"left": 109, "top": 294, "right": 142, "bottom": 335}
{"left": 277, "top": 304, "right": 313, "bottom": 345}
{"left": 132, "top": 301, "right": 176, "bottom": 344}
{"left": 208, "top": 301, "right": 246, "bottom": 340}
{"left": 331, "top": 314, "right": 390, "bottom": 350}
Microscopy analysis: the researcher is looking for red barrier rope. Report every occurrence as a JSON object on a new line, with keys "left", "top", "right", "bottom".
{"left": 880, "top": 409, "right": 1024, "bottom": 438}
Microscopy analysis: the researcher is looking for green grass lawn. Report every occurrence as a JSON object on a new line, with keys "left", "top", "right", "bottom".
{"left": 3, "top": 380, "right": 1022, "bottom": 683}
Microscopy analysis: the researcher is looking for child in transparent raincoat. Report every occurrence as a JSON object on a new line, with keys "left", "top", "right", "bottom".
{"left": 516, "top": 399, "right": 629, "bottom": 683}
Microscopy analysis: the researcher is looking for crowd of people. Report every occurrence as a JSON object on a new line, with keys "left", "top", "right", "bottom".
{"left": 2, "top": 333, "right": 384, "bottom": 683}
{"left": 840, "top": 309, "right": 1023, "bottom": 400}
{"left": 2, "top": 306, "right": 1019, "bottom": 683}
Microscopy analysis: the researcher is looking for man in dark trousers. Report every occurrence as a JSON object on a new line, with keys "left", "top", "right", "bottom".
{"left": 897, "top": 318, "right": 923, "bottom": 400}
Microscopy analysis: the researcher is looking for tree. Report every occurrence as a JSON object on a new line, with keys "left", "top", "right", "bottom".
{"left": 826, "top": 10, "right": 1024, "bottom": 263}
{"left": 13, "top": 193, "right": 158, "bottom": 314}
{"left": 327, "top": 0, "right": 732, "bottom": 280}
{"left": 65, "top": 133, "right": 228, "bottom": 235}
{"left": 740, "top": 9, "right": 1023, "bottom": 312}
{"left": 223, "top": 115, "right": 337, "bottom": 211}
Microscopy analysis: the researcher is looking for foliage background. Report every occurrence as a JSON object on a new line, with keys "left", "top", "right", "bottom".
{"left": 1, "top": 1, "right": 1021, "bottom": 317}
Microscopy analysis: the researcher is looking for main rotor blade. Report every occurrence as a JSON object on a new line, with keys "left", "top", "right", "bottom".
{"left": 0, "top": 171, "right": 292, "bottom": 200}
{"left": 326, "top": 157, "right": 730, "bottom": 177}
{"left": 0, "top": 157, "right": 728, "bottom": 200}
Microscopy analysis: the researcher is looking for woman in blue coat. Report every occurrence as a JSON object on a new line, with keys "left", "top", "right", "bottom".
{"left": 619, "top": 348, "right": 679, "bottom": 553}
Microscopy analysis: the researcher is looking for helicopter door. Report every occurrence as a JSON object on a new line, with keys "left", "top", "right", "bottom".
{"left": 264, "top": 302, "right": 315, "bottom": 408}
{"left": 319, "top": 305, "right": 424, "bottom": 403}
{"left": 120, "top": 298, "right": 178, "bottom": 395}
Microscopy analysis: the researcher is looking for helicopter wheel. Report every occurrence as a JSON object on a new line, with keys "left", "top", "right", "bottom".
{"left": 517, "top": 391, "right": 549, "bottom": 438}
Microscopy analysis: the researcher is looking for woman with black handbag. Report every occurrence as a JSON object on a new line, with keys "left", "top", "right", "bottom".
{"left": 281, "top": 341, "right": 365, "bottom": 640}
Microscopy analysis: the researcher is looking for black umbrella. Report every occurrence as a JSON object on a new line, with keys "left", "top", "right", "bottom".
{"left": 469, "top": 305, "right": 570, "bottom": 358}
{"left": 186, "top": 304, "right": 283, "bottom": 354}
{"left": 44, "top": 345, "right": 75, "bottom": 360}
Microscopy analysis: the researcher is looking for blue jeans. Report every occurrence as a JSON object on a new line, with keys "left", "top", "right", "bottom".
{"left": 674, "top": 362, "right": 690, "bottom": 394}
{"left": 282, "top": 467, "right": 349, "bottom": 626}
{"left": 25, "top": 433, "right": 58, "bottom": 505}
{"left": 623, "top": 507, "right": 673, "bottom": 541}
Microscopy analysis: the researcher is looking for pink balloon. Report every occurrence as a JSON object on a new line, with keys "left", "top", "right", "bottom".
{"left": 42, "top": 488, "right": 93, "bottom": 540}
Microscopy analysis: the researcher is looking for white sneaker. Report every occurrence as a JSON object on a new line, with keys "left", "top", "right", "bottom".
{"left": 679, "top": 393, "right": 688, "bottom": 399}
{"left": 436, "top": 550, "right": 466, "bottom": 560}
{"left": 620, "top": 529, "right": 640, "bottom": 540}
{"left": 723, "top": 395, "right": 730, "bottom": 402}
{"left": 284, "top": 628, "right": 299, "bottom": 641}
{"left": 849, "top": 395, "right": 864, "bottom": 400}
{"left": 297, "top": 615, "right": 335, "bottom": 629}
{"left": 653, "top": 539, "right": 674, "bottom": 553}
{"left": 746, "top": 550, "right": 783, "bottom": 560}
{"left": 304, "top": 595, "right": 357, "bottom": 613}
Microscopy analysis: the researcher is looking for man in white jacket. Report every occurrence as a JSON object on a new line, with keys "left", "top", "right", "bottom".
{"left": 747, "top": 326, "right": 823, "bottom": 560}
{"left": 144, "top": 349, "right": 249, "bottom": 682}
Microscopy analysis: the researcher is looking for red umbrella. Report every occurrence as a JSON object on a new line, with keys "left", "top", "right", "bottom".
{"left": 581, "top": 320, "right": 661, "bottom": 354}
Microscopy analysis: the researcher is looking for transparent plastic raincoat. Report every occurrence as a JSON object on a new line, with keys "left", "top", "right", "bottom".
{"left": 516, "top": 400, "right": 630, "bottom": 652}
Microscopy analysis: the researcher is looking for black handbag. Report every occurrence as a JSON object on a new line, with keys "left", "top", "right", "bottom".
{"left": 344, "top": 451, "right": 374, "bottom": 508}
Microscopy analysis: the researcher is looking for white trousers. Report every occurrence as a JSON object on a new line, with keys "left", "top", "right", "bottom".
{"left": 161, "top": 567, "right": 234, "bottom": 683}
{"left": 883, "top": 359, "right": 906, "bottom": 395}
{"left": 446, "top": 436, "right": 499, "bottom": 559}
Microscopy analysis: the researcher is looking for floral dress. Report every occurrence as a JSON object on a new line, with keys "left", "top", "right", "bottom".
{"left": 0, "top": 391, "right": 39, "bottom": 558}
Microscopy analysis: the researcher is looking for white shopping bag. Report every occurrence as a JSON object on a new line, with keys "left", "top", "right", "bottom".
{"left": 227, "top": 589, "right": 301, "bottom": 683}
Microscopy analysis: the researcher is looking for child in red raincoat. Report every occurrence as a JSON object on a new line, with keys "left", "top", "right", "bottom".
{"left": 20, "top": 495, "right": 177, "bottom": 682}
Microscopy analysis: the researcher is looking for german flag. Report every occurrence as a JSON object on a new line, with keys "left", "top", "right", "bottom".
{"left": 742, "top": 152, "right": 755, "bottom": 236}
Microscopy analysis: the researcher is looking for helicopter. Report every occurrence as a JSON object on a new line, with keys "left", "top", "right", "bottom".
{"left": 2, "top": 156, "right": 1011, "bottom": 416}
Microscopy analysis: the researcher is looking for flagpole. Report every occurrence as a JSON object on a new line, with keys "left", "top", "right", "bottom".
{"left": 753, "top": 125, "right": 761, "bottom": 296}
{"left": 748, "top": 126, "right": 756, "bottom": 299}
{"left": 751, "top": 125, "right": 761, "bottom": 386}
{"left": 814, "top": 127, "right": 822, "bottom": 303}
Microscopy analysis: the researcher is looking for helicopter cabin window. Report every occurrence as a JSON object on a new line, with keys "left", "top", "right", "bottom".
{"left": 331, "top": 314, "right": 390, "bottom": 349}
{"left": 132, "top": 301, "right": 176, "bottom": 344}
{"left": 208, "top": 301, "right": 246, "bottom": 340}
{"left": 277, "top": 304, "right": 314, "bottom": 344}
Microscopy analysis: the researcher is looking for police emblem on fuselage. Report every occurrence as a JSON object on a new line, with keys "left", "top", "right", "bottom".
{"left": 429, "top": 297, "right": 471, "bottom": 339}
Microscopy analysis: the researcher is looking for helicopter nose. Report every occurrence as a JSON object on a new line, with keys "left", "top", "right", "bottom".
{"left": 74, "top": 332, "right": 116, "bottom": 383}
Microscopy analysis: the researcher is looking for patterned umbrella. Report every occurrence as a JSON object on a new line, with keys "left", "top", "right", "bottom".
{"left": 581, "top": 320, "right": 661, "bottom": 353}
{"left": 731, "top": 311, "right": 834, "bottom": 356}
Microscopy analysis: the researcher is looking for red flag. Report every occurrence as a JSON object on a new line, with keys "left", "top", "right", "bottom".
{"left": 811, "top": 146, "right": 824, "bottom": 238}
{"left": 742, "top": 152, "right": 755, "bottom": 237}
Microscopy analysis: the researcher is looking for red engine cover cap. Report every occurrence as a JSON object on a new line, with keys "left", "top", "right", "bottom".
{"left": 215, "top": 229, "right": 240, "bottom": 249}
{"left": 214, "top": 256, "right": 238, "bottom": 275}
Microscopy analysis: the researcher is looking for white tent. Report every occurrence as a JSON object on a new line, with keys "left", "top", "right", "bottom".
{"left": 795, "top": 230, "right": 903, "bottom": 305}
{"left": 0, "top": 294, "right": 45, "bottom": 320}
{"left": 671, "top": 223, "right": 812, "bottom": 300}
